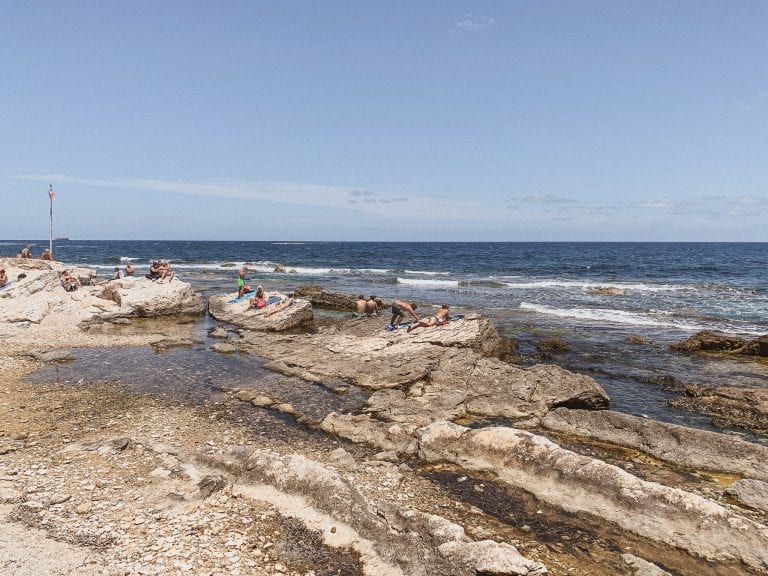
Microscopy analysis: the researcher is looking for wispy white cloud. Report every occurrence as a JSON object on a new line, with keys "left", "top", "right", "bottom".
{"left": 520, "top": 194, "right": 580, "bottom": 204}
{"left": 454, "top": 14, "right": 495, "bottom": 31}
{"left": 633, "top": 198, "right": 675, "bottom": 209}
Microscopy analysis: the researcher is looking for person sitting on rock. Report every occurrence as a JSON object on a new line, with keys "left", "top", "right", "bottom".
{"left": 41, "top": 248, "right": 53, "bottom": 261}
{"left": 124, "top": 262, "right": 135, "bottom": 276}
{"left": 146, "top": 261, "right": 161, "bottom": 280}
{"left": 250, "top": 286, "right": 267, "bottom": 310}
{"left": 407, "top": 304, "right": 450, "bottom": 333}
{"left": 0, "top": 268, "right": 7, "bottom": 288}
{"left": 158, "top": 260, "right": 174, "bottom": 282}
{"left": 111, "top": 267, "right": 121, "bottom": 280}
{"left": 19, "top": 245, "right": 31, "bottom": 258}
{"left": 60, "top": 270, "right": 81, "bottom": 291}
{"left": 355, "top": 295, "right": 367, "bottom": 315}
{"left": 365, "top": 295, "right": 379, "bottom": 317}
{"left": 390, "top": 300, "right": 419, "bottom": 330}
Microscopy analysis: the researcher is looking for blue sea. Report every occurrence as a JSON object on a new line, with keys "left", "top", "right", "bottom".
{"left": 4, "top": 240, "right": 768, "bottom": 438}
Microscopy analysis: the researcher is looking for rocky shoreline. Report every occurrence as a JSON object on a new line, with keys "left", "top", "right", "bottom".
{"left": 1, "top": 257, "right": 767, "bottom": 575}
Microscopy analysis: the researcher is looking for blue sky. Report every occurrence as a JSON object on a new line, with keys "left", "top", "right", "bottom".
{"left": 2, "top": 1, "right": 767, "bottom": 241}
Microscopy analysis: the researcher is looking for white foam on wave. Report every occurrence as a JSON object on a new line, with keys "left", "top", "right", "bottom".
{"left": 502, "top": 279, "right": 691, "bottom": 292}
{"left": 119, "top": 256, "right": 142, "bottom": 262}
{"left": 518, "top": 302, "right": 707, "bottom": 330}
{"left": 397, "top": 277, "right": 460, "bottom": 288}
{"left": 404, "top": 270, "right": 452, "bottom": 276}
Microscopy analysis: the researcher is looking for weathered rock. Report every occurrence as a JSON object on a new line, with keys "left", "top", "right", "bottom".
{"left": 671, "top": 330, "right": 768, "bottom": 357}
{"left": 294, "top": 285, "right": 366, "bottom": 311}
{"left": 668, "top": 385, "right": 768, "bottom": 434}
{"left": 621, "top": 554, "right": 672, "bottom": 576}
{"left": 438, "top": 540, "right": 547, "bottom": 575}
{"left": 321, "top": 413, "right": 419, "bottom": 454}
{"left": 26, "top": 349, "right": 74, "bottom": 362}
{"left": 213, "top": 448, "right": 546, "bottom": 576}
{"left": 208, "top": 293, "right": 313, "bottom": 331}
{"left": 96, "top": 276, "right": 204, "bottom": 318}
{"left": 725, "top": 479, "right": 768, "bottom": 513}
{"left": 417, "top": 422, "right": 768, "bottom": 572}
{"left": 211, "top": 342, "right": 238, "bottom": 354}
{"left": 541, "top": 408, "right": 768, "bottom": 480}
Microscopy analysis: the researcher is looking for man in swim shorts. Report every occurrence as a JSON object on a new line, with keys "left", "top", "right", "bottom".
{"left": 390, "top": 300, "right": 419, "bottom": 329}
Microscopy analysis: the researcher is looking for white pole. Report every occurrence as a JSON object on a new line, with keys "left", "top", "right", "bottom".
{"left": 49, "top": 185, "right": 54, "bottom": 255}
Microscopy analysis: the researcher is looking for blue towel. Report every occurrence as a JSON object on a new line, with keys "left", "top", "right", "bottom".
{"left": 228, "top": 290, "right": 255, "bottom": 304}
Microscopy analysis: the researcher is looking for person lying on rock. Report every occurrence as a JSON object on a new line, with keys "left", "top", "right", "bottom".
{"left": 263, "top": 293, "right": 295, "bottom": 316}
{"left": 407, "top": 304, "right": 450, "bottom": 333}
{"left": 390, "top": 300, "right": 419, "bottom": 329}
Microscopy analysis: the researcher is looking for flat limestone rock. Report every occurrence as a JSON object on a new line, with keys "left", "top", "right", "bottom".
{"left": 208, "top": 293, "right": 313, "bottom": 331}
{"left": 725, "top": 479, "right": 768, "bottom": 513}
{"left": 541, "top": 408, "right": 768, "bottom": 481}
{"left": 668, "top": 385, "right": 768, "bottom": 434}
{"left": 417, "top": 421, "right": 768, "bottom": 573}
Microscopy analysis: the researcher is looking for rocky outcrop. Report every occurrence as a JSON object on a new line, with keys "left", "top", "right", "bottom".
{"left": 671, "top": 330, "right": 768, "bottom": 357}
{"left": 294, "top": 285, "right": 367, "bottom": 311}
{"left": 540, "top": 408, "right": 768, "bottom": 480}
{"left": 726, "top": 479, "right": 768, "bottom": 513}
{"left": 95, "top": 276, "right": 203, "bottom": 318}
{"left": 212, "top": 447, "right": 548, "bottom": 575}
{"left": 208, "top": 293, "right": 313, "bottom": 331}
{"left": 668, "top": 385, "right": 768, "bottom": 434}
{"left": 417, "top": 422, "right": 768, "bottom": 573}
{"left": 0, "top": 258, "right": 203, "bottom": 334}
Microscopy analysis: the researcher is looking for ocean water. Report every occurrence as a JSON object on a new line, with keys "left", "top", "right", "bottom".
{"left": 4, "top": 240, "right": 768, "bottom": 439}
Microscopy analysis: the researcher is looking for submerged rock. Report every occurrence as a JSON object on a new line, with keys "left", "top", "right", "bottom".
{"left": 669, "top": 385, "right": 768, "bottom": 435}
{"left": 671, "top": 330, "right": 768, "bottom": 357}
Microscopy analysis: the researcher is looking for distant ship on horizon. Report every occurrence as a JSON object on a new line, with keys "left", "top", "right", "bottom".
{"left": 55, "top": 237, "right": 70, "bottom": 241}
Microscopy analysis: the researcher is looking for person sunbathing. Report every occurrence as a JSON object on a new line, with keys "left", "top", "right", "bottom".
{"left": 60, "top": 270, "right": 81, "bottom": 292}
{"left": 263, "top": 293, "right": 295, "bottom": 316}
{"left": 0, "top": 268, "right": 7, "bottom": 288}
{"left": 407, "top": 304, "right": 450, "bottom": 333}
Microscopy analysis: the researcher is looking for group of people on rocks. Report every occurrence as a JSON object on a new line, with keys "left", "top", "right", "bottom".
{"left": 18, "top": 245, "right": 53, "bottom": 260}
{"left": 145, "top": 260, "right": 174, "bottom": 282}
{"left": 361, "top": 295, "right": 452, "bottom": 332}
{"left": 236, "top": 266, "right": 295, "bottom": 316}
{"left": 355, "top": 295, "right": 380, "bottom": 317}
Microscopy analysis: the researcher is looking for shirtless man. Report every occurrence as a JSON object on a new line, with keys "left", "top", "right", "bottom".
{"left": 158, "top": 260, "right": 174, "bottom": 282}
{"left": 355, "top": 295, "right": 367, "bottom": 314}
{"left": 41, "top": 248, "right": 53, "bottom": 261}
{"left": 20, "top": 245, "right": 31, "bottom": 258}
{"left": 365, "top": 295, "right": 379, "bottom": 317}
{"left": 124, "top": 262, "right": 135, "bottom": 276}
{"left": 0, "top": 269, "right": 7, "bottom": 288}
{"left": 407, "top": 304, "right": 450, "bottom": 333}
{"left": 390, "top": 300, "right": 419, "bottom": 330}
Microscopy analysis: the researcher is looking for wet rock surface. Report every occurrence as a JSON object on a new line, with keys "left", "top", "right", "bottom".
{"left": 669, "top": 384, "right": 768, "bottom": 434}
{"left": 671, "top": 330, "right": 768, "bottom": 357}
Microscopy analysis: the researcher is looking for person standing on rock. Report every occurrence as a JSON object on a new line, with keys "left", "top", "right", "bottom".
{"left": 389, "top": 300, "right": 419, "bottom": 330}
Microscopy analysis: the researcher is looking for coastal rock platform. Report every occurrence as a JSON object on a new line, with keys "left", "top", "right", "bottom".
{"left": 3, "top": 277, "right": 768, "bottom": 575}
{"left": 208, "top": 292, "right": 313, "bottom": 331}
